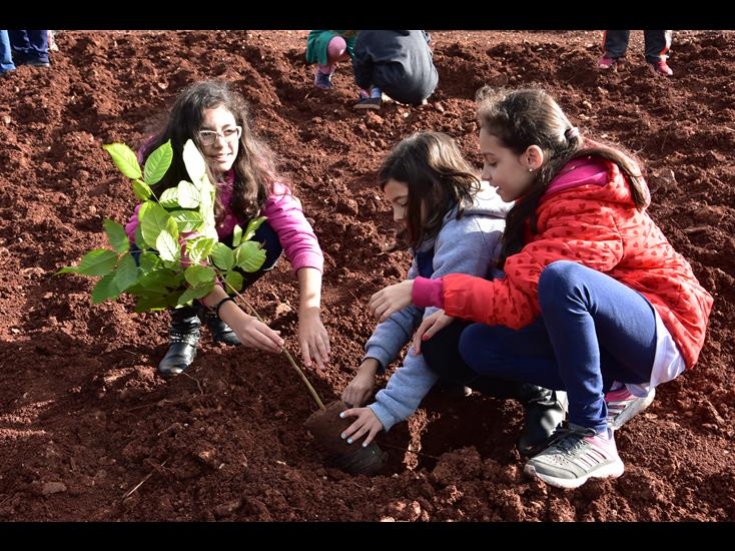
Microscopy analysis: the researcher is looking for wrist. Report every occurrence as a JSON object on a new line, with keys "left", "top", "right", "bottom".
{"left": 359, "top": 358, "right": 381, "bottom": 375}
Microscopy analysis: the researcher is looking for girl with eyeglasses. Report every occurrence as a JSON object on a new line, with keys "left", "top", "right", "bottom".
{"left": 125, "top": 79, "right": 330, "bottom": 377}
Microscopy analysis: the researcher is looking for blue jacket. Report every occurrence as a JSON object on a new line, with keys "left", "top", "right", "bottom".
{"left": 366, "top": 182, "right": 510, "bottom": 431}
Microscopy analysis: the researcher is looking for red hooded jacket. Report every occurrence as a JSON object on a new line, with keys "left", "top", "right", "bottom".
{"left": 428, "top": 156, "right": 714, "bottom": 370}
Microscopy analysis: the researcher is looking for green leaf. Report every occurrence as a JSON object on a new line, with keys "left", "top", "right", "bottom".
{"left": 111, "top": 253, "right": 139, "bottom": 293}
{"left": 139, "top": 201, "right": 170, "bottom": 249}
{"left": 235, "top": 241, "right": 267, "bottom": 273}
{"left": 185, "top": 236, "right": 215, "bottom": 266}
{"left": 243, "top": 216, "right": 267, "bottom": 242}
{"left": 132, "top": 179, "right": 152, "bottom": 201}
{"left": 183, "top": 139, "right": 207, "bottom": 185}
{"left": 91, "top": 273, "right": 120, "bottom": 304}
{"left": 177, "top": 180, "right": 200, "bottom": 209}
{"left": 75, "top": 249, "right": 119, "bottom": 277}
{"left": 184, "top": 265, "right": 217, "bottom": 287}
{"left": 224, "top": 270, "right": 244, "bottom": 293}
{"left": 104, "top": 219, "right": 130, "bottom": 254}
{"left": 138, "top": 250, "right": 162, "bottom": 274}
{"left": 172, "top": 211, "right": 204, "bottom": 233}
{"left": 103, "top": 143, "right": 142, "bottom": 180}
{"left": 129, "top": 268, "right": 182, "bottom": 295}
{"left": 232, "top": 224, "right": 243, "bottom": 247}
{"left": 156, "top": 230, "right": 180, "bottom": 263}
{"left": 211, "top": 242, "right": 235, "bottom": 271}
{"left": 159, "top": 187, "right": 180, "bottom": 209}
{"left": 178, "top": 283, "right": 214, "bottom": 306}
{"left": 143, "top": 140, "right": 173, "bottom": 185}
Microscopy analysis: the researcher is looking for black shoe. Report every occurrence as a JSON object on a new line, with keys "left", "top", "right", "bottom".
{"left": 516, "top": 385, "right": 568, "bottom": 457}
{"left": 354, "top": 97, "right": 381, "bottom": 110}
{"left": 158, "top": 306, "right": 201, "bottom": 377}
{"left": 203, "top": 310, "right": 241, "bottom": 346}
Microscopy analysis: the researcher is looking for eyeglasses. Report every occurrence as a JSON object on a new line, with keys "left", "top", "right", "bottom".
{"left": 196, "top": 126, "right": 242, "bottom": 146}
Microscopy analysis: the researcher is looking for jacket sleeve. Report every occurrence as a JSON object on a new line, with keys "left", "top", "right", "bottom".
{"left": 366, "top": 211, "right": 505, "bottom": 427}
{"left": 262, "top": 182, "right": 324, "bottom": 274}
{"left": 442, "top": 197, "right": 625, "bottom": 329}
{"left": 369, "top": 351, "right": 439, "bottom": 432}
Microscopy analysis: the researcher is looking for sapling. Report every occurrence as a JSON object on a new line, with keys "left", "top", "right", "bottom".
{"left": 59, "top": 139, "right": 325, "bottom": 410}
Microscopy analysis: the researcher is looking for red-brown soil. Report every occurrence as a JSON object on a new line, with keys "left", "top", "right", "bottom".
{"left": 0, "top": 30, "right": 733, "bottom": 522}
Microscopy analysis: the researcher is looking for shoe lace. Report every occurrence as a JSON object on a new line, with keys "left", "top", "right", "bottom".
{"left": 545, "top": 426, "right": 596, "bottom": 454}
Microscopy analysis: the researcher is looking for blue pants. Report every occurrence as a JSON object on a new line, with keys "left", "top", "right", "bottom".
{"left": 459, "top": 261, "right": 657, "bottom": 433}
{"left": 8, "top": 30, "right": 49, "bottom": 64}
{"left": 0, "top": 30, "right": 15, "bottom": 72}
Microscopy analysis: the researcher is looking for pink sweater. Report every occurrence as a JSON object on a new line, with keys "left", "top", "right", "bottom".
{"left": 125, "top": 171, "right": 323, "bottom": 274}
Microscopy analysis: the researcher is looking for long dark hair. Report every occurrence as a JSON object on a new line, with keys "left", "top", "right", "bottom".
{"left": 377, "top": 131, "right": 481, "bottom": 250}
{"left": 140, "top": 80, "right": 280, "bottom": 223}
{"left": 476, "top": 86, "right": 648, "bottom": 267}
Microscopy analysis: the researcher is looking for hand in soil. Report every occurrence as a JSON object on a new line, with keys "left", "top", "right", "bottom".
{"left": 339, "top": 406, "right": 384, "bottom": 446}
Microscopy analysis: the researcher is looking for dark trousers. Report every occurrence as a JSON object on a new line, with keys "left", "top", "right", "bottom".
{"left": 8, "top": 30, "right": 49, "bottom": 64}
{"left": 421, "top": 320, "right": 525, "bottom": 400}
{"left": 602, "top": 30, "right": 672, "bottom": 63}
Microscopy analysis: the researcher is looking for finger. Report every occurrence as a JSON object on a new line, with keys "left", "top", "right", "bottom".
{"left": 300, "top": 342, "right": 312, "bottom": 368}
{"left": 411, "top": 331, "right": 423, "bottom": 356}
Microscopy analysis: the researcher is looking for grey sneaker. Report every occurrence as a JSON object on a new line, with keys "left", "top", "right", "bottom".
{"left": 524, "top": 425, "right": 624, "bottom": 489}
{"left": 605, "top": 387, "right": 655, "bottom": 431}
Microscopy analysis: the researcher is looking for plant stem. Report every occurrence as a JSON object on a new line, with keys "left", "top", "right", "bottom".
{"left": 223, "top": 282, "right": 326, "bottom": 411}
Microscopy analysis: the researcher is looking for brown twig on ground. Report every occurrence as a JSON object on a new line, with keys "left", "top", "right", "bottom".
{"left": 121, "top": 460, "right": 167, "bottom": 501}
{"left": 224, "top": 282, "right": 326, "bottom": 411}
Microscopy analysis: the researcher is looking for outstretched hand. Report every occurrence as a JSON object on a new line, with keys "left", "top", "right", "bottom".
{"left": 338, "top": 406, "right": 384, "bottom": 447}
{"left": 298, "top": 310, "right": 331, "bottom": 370}
{"left": 368, "top": 279, "right": 414, "bottom": 323}
{"left": 227, "top": 310, "right": 284, "bottom": 353}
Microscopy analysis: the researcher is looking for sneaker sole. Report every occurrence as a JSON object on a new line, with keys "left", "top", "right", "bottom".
{"left": 525, "top": 459, "right": 624, "bottom": 490}
{"left": 353, "top": 104, "right": 381, "bottom": 111}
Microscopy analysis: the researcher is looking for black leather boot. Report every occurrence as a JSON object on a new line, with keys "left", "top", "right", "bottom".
{"left": 202, "top": 308, "right": 241, "bottom": 346}
{"left": 158, "top": 306, "right": 201, "bottom": 377}
{"left": 516, "top": 384, "right": 568, "bottom": 457}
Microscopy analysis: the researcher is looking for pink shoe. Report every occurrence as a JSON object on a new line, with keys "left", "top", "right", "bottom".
{"left": 597, "top": 56, "right": 617, "bottom": 70}
{"left": 651, "top": 61, "right": 673, "bottom": 76}
{"left": 605, "top": 387, "right": 655, "bottom": 430}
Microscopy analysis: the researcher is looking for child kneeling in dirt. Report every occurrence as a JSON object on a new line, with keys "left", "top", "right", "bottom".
{"left": 351, "top": 86, "right": 714, "bottom": 489}
{"left": 125, "top": 80, "right": 331, "bottom": 377}
{"left": 339, "top": 131, "right": 567, "bottom": 458}
{"left": 351, "top": 30, "right": 438, "bottom": 110}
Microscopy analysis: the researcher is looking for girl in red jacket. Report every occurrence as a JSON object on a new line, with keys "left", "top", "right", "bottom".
{"left": 367, "top": 86, "right": 714, "bottom": 489}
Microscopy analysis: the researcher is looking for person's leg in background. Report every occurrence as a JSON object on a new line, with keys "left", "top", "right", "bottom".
{"left": 8, "top": 30, "right": 50, "bottom": 67}
{"left": 644, "top": 30, "right": 673, "bottom": 76}
{"left": 0, "top": 30, "right": 16, "bottom": 75}
{"left": 598, "top": 30, "right": 631, "bottom": 69}
{"left": 315, "top": 35, "right": 349, "bottom": 90}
